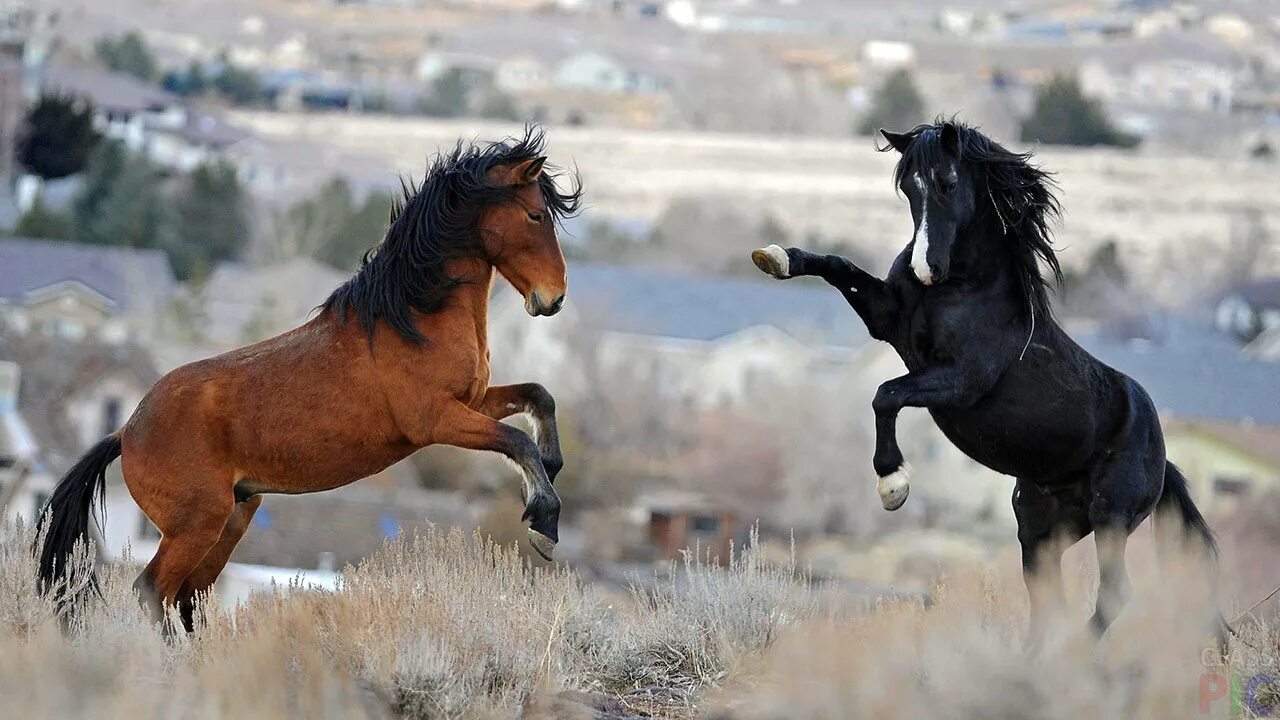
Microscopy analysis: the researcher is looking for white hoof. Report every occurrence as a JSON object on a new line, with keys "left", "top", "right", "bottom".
{"left": 878, "top": 465, "right": 911, "bottom": 511}
{"left": 751, "top": 245, "right": 790, "bottom": 279}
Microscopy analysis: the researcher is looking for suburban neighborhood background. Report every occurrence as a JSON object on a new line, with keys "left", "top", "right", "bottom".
{"left": 0, "top": 0, "right": 1277, "bottom": 610}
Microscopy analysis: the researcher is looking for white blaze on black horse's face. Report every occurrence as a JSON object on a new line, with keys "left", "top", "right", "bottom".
{"left": 883, "top": 123, "right": 977, "bottom": 287}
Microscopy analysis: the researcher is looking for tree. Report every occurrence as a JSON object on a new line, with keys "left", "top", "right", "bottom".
{"left": 72, "top": 140, "right": 168, "bottom": 254}
{"left": 11, "top": 197, "right": 74, "bottom": 240}
{"left": 94, "top": 32, "right": 157, "bottom": 81}
{"left": 163, "top": 61, "right": 209, "bottom": 97}
{"left": 420, "top": 68, "right": 471, "bottom": 118}
{"left": 267, "top": 178, "right": 393, "bottom": 270}
{"left": 16, "top": 93, "right": 100, "bottom": 180}
{"left": 1020, "top": 73, "right": 1139, "bottom": 148}
{"left": 214, "top": 64, "right": 265, "bottom": 106}
{"left": 171, "top": 161, "right": 250, "bottom": 278}
{"left": 857, "top": 68, "right": 925, "bottom": 135}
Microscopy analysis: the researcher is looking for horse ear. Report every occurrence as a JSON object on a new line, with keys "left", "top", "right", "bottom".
{"left": 510, "top": 157, "right": 546, "bottom": 184}
{"left": 942, "top": 122, "right": 959, "bottom": 155}
{"left": 879, "top": 129, "right": 912, "bottom": 153}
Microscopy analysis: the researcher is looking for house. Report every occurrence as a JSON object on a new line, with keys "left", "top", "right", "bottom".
{"left": 1215, "top": 278, "right": 1280, "bottom": 341}
{"left": 555, "top": 51, "right": 659, "bottom": 94}
{"left": 0, "top": 237, "right": 176, "bottom": 344}
{"left": 489, "top": 263, "right": 872, "bottom": 409}
{"left": 632, "top": 489, "right": 737, "bottom": 563}
{"left": 197, "top": 257, "right": 348, "bottom": 349}
{"left": 39, "top": 66, "right": 248, "bottom": 171}
{"left": 0, "top": 360, "right": 47, "bottom": 528}
{"left": 1078, "top": 33, "right": 1242, "bottom": 114}
{"left": 1164, "top": 420, "right": 1280, "bottom": 516}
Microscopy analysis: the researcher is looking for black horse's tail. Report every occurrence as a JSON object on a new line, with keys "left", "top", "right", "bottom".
{"left": 1157, "top": 461, "right": 1218, "bottom": 560}
{"left": 34, "top": 434, "right": 121, "bottom": 600}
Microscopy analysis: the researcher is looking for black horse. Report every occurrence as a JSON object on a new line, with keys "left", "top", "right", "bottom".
{"left": 751, "top": 120, "right": 1217, "bottom": 642}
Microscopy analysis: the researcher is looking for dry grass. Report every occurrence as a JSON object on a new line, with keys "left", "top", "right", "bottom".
{"left": 1, "top": 519, "right": 1276, "bottom": 719}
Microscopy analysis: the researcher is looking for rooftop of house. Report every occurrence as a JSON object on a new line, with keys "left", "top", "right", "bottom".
{"left": 0, "top": 237, "right": 176, "bottom": 317}
{"left": 553, "top": 263, "right": 871, "bottom": 349}
{"left": 1076, "top": 314, "right": 1280, "bottom": 427}
{"left": 1169, "top": 418, "right": 1280, "bottom": 470}
{"left": 1223, "top": 277, "right": 1280, "bottom": 310}
{"left": 41, "top": 65, "right": 179, "bottom": 114}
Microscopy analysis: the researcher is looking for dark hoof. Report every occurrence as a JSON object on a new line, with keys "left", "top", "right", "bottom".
{"left": 751, "top": 245, "right": 790, "bottom": 279}
{"left": 528, "top": 529, "right": 556, "bottom": 561}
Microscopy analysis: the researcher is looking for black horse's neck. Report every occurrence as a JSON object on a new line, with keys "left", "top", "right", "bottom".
{"left": 950, "top": 198, "right": 1020, "bottom": 299}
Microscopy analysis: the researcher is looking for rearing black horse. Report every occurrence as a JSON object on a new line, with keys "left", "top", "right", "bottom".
{"left": 752, "top": 120, "right": 1217, "bottom": 641}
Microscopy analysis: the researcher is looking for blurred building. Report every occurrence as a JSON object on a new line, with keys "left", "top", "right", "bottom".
{"left": 0, "top": 237, "right": 176, "bottom": 344}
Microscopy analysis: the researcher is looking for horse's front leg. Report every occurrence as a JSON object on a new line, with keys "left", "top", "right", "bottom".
{"left": 752, "top": 245, "right": 899, "bottom": 341}
{"left": 871, "top": 365, "right": 991, "bottom": 510}
{"left": 431, "top": 402, "right": 561, "bottom": 559}
{"left": 476, "top": 383, "right": 563, "bottom": 483}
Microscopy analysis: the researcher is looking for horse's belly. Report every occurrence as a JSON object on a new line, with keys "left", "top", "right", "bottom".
{"left": 930, "top": 403, "right": 1097, "bottom": 480}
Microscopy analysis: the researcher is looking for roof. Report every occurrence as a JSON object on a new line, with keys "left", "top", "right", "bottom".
{"left": 561, "top": 263, "right": 871, "bottom": 348}
{"left": 1076, "top": 315, "right": 1280, "bottom": 427}
{"left": 151, "top": 112, "right": 249, "bottom": 149}
{"left": 0, "top": 237, "right": 176, "bottom": 317}
{"left": 1224, "top": 278, "right": 1280, "bottom": 310}
{"left": 41, "top": 65, "right": 178, "bottom": 114}
{"left": 1170, "top": 419, "right": 1280, "bottom": 470}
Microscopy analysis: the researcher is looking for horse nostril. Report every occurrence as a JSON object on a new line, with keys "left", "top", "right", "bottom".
{"left": 548, "top": 294, "right": 565, "bottom": 314}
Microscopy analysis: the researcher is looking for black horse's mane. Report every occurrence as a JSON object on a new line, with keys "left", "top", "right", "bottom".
{"left": 884, "top": 119, "right": 1064, "bottom": 320}
{"left": 322, "top": 125, "right": 582, "bottom": 343}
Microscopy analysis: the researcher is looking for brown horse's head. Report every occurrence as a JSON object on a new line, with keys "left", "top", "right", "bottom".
{"left": 322, "top": 126, "right": 582, "bottom": 343}
{"left": 481, "top": 157, "right": 569, "bottom": 317}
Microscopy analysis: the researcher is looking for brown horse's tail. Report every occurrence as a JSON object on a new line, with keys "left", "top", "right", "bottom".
{"left": 1157, "top": 461, "right": 1218, "bottom": 560}
{"left": 34, "top": 434, "right": 121, "bottom": 602}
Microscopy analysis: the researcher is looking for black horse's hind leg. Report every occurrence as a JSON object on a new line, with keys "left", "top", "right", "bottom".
{"left": 1088, "top": 451, "right": 1162, "bottom": 634}
{"left": 751, "top": 246, "right": 899, "bottom": 341}
{"left": 1013, "top": 480, "right": 1090, "bottom": 651}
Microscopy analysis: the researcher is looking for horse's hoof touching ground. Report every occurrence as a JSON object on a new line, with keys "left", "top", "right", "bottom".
{"left": 878, "top": 465, "right": 911, "bottom": 511}
{"left": 528, "top": 529, "right": 556, "bottom": 561}
{"left": 752, "top": 245, "right": 790, "bottom": 279}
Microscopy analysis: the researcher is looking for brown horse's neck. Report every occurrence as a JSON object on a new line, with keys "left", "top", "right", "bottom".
{"left": 422, "top": 256, "right": 495, "bottom": 339}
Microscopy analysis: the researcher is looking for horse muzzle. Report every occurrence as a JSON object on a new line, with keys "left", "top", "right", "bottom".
{"left": 525, "top": 291, "right": 566, "bottom": 317}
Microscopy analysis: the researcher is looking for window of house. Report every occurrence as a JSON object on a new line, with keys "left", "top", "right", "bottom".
{"left": 691, "top": 515, "right": 720, "bottom": 533}
{"left": 1213, "top": 476, "right": 1252, "bottom": 497}
{"left": 102, "top": 397, "right": 123, "bottom": 436}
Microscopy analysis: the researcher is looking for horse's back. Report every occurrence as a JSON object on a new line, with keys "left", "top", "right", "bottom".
{"left": 122, "top": 316, "right": 408, "bottom": 493}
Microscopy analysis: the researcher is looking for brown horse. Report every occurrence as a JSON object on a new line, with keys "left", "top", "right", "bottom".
{"left": 36, "top": 127, "right": 581, "bottom": 626}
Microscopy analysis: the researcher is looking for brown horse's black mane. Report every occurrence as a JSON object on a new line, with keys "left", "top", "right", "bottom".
{"left": 322, "top": 125, "right": 582, "bottom": 343}
{"left": 882, "top": 119, "right": 1064, "bottom": 320}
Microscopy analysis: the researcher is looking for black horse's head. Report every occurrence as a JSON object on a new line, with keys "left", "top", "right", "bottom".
{"left": 880, "top": 122, "right": 976, "bottom": 286}
{"left": 879, "top": 120, "right": 1063, "bottom": 318}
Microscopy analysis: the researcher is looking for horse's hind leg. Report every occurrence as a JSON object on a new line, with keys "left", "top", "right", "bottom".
{"left": 1014, "top": 480, "right": 1089, "bottom": 651}
{"left": 1088, "top": 453, "right": 1162, "bottom": 634}
{"left": 174, "top": 496, "right": 262, "bottom": 631}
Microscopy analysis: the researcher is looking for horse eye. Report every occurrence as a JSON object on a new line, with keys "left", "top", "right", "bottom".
{"left": 941, "top": 179, "right": 958, "bottom": 193}
{"left": 527, "top": 211, "right": 543, "bottom": 223}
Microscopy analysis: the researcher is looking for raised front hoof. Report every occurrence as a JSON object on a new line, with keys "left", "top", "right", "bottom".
{"left": 877, "top": 465, "right": 911, "bottom": 511}
{"left": 528, "top": 529, "right": 557, "bottom": 561}
{"left": 751, "top": 245, "right": 790, "bottom": 279}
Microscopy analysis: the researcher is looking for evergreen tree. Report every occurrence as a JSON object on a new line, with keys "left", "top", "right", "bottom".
{"left": 11, "top": 197, "right": 74, "bottom": 240}
{"left": 857, "top": 69, "right": 926, "bottom": 135}
{"left": 173, "top": 161, "right": 250, "bottom": 271}
{"left": 16, "top": 93, "right": 100, "bottom": 180}
{"left": 94, "top": 32, "right": 158, "bottom": 81}
{"left": 72, "top": 140, "right": 167, "bottom": 253}
{"left": 1020, "top": 74, "right": 1139, "bottom": 148}
{"left": 214, "top": 64, "right": 265, "bottom": 105}
{"left": 421, "top": 68, "right": 471, "bottom": 118}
